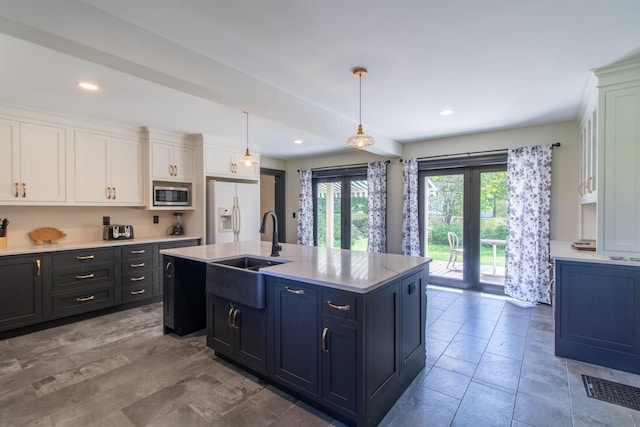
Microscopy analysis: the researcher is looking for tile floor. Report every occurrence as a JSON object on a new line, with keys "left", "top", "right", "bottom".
{"left": 1, "top": 286, "right": 639, "bottom": 426}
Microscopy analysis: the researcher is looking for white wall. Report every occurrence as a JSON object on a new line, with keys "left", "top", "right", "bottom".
{"left": 1, "top": 206, "right": 180, "bottom": 248}
{"left": 285, "top": 120, "right": 580, "bottom": 254}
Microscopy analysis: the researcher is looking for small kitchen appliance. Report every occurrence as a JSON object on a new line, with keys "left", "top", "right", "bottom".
{"left": 168, "top": 212, "right": 184, "bottom": 236}
{"left": 103, "top": 224, "right": 134, "bottom": 240}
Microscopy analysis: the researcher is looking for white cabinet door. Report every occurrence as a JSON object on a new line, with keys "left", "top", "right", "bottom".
{"left": 19, "top": 122, "right": 66, "bottom": 202}
{"left": 205, "top": 145, "right": 259, "bottom": 180}
{"left": 151, "top": 142, "right": 193, "bottom": 182}
{"left": 0, "top": 118, "right": 19, "bottom": 202}
{"left": 74, "top": 132, "right": 109, "bottom": 203}
{"left": 598, "top": 83, "right": 640, "bottom": 256}
{"left": 74, "top": 132, "right": 143, "bottom": 205}
{"left": 110, "top": 137, "right": 143, "bottom": 204}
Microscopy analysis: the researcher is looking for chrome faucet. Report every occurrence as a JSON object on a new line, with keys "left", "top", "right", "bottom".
{"left": 259, "top": 211, "right": 282, "bottom": 257}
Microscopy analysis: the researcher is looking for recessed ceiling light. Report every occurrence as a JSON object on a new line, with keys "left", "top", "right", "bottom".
{"left": 293, "top": 139, "right": 303, "bottom": 144}
{"left": 440, "top": 109, "right": 454, "bottom": 116}
{"left": 76, "top": 81, "right": 99, "bottom": 91}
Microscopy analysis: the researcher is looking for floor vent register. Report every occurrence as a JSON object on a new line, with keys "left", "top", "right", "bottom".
{"left": 582, "top": 374, "right": 640, "bottom": 411}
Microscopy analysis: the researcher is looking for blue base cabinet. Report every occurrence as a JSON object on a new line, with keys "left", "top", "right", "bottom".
{"left": 555, "top": 260, "right": 640, "bottom": 374}
{"left": 205, "top": 265, "right": 428, "bottom": 427}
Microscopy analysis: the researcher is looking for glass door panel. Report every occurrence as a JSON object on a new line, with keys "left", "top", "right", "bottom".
{"left": 316, "top": 181, "right": 341, "bottom": 248}
{"left": 423, "top": 173, "right": 466, "bottom": 284}
{"left": 479, "top": 171, "right": 507, "bottom": 287}
{"left": 350, "top": 180, "right": 368, "bottom": 251}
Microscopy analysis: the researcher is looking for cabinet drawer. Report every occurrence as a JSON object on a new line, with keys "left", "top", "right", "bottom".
{"left": 122, "top": 245, "right": 153, "bottom": 260}
{"left": 52, "top": 286, "right": 115, "bottom": 317}
{"left": 121, "top": 257, "right": 153, "bottom": 273}
{"left": 52, "top": 248, "right": 115, "bottom": 266}
{"left": 321, "top": 289, "right": 357, "bottom": 322}
{"left": 52, "top": 264, "right": 115, "bottom": 290}
{"left": 121, "top": 281, "right": 154, "bottom": 302}
{"left": 121, "top": 270, "right": 153, "bottom": 288}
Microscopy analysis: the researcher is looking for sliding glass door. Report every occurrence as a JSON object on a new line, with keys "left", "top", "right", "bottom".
{"left": 420, "top": 159, "right": 507, "bottom": 292}
{"left": 314, "top": 173, "right": 368, "bottom": 250}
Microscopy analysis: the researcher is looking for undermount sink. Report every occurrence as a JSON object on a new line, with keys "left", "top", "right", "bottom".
{"left": 205, "top": 256, "right": 286, "bottom": 309}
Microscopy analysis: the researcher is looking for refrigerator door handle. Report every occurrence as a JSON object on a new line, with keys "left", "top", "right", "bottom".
{"left": 232, "top": 197, "right": 241, "bottom": 241}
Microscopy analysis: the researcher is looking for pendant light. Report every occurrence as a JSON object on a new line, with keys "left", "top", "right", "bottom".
{"left": 346, "top": 67, "right": 375, "bottom": 149}
{"left": 241, "top": 111, "right": 258, "bottom": 166}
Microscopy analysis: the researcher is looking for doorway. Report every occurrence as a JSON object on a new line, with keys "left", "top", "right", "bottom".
{"left": 260, "top": 168, "right": 286, "bottom": 243}
{"left": 419, "top": 156, "right": 507, "bottom": 293}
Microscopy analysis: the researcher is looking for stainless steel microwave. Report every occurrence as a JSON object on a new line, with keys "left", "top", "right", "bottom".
{"left": 153, "top": 185, "right": 190, "bottom": 206}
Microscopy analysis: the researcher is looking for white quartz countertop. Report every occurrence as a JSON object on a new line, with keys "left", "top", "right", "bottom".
{"left": 160, "top": 241, "right": 431, "bottom": 294}
{"left": 0, "top": 235, "right": 201, "bottom": 257}
{"left": 550, "top": 240, "right": 640, "bottom": 267}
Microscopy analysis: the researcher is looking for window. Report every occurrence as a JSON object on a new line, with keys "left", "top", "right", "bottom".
{"left": 313, "top": 168, "right": 368, "bottom": 250}
{"left": 418, "top": 153, "right": 507, "bottom": 292}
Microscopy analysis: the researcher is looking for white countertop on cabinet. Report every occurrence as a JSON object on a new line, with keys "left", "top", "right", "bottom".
{"left": 0, "top": 235, "right": 201, "bottom": 257}
{"left": 550, "top": 240, "right": 640, "bottom": 267}
{"left": 160, "top": 241, "right": 431, "bottom": 294}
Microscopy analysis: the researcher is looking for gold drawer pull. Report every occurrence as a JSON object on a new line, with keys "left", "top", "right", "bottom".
{"left": 76, "top": 273, "right": 95, "bottom": 280}
{"left": 327, "top": 301, "right": 351, "bottom": 311}
{"left": 131, "top": 263, "right": 146, "bottom": 268}
{"left": 130, "top": 249, "right": 146, "bottom": 254}
{"left": 14, "top": 182, "right": 19, "bottom": 198}
{"left": 76, "top": 295, "right": 95, "bottom": 302}
{"left": 285, "top": 286, "right": 304, "bottom": 295}
{"left": 36, "top": 259, "right": 41, "bottom": 276}
{"left": 130, "top": 289, "right": 146, "bottom": 295}
{"left": 76, "top": 255, "right": 95, "bottom": 261}
{"left": 130, "top": 276, "right": 145, "bottom": 282}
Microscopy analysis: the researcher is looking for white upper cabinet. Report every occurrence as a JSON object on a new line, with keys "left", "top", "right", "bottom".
{"left": 74, "top": 131, "right": 143, "bottom": 205}
{"left": 578, "top": 93, "right": 598, "bottom": 204}
{"left": 151, "top": 141, "right": 193, "bottom": 182}
{"left": 0, "top": 119, "right": 66, "bottom": 204}
{"left": 596, "top": 60, "right": 640, "bottom": 258}
{"left": 205, "top": 145, "right": 259, "bottom": 181}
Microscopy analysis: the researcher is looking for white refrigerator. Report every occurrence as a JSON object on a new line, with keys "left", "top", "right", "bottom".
{"left": 207, "top": 180, "right": 261, "bottom": 244}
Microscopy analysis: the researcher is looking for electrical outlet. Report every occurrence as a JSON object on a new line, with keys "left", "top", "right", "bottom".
{"left": 153, "top": 215, "right": 159, "bottom": 224}
{"left": 102, "top": 216, "right": 110, "bottom": 226}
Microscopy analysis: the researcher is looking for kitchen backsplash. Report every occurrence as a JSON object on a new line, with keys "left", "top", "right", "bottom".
{"left": 0, "top": 206, "right": 181, "bottom": 247}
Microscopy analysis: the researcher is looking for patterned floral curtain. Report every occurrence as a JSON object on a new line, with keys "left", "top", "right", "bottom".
{"left": 504, "top": 145, "right": 553, "bottom": 304}
{"left": 401, "top": 158, "right": 420, "bottom": 256}
{"left": 367, "top": 161, "right": 387, "bottom": 253}
{"left": 297, "top": 169, "right": 314, "bottom": 246}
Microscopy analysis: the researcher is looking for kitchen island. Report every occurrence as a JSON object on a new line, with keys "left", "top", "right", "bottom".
{"left": 160, "top": 241, "right": 430, "bottom": 427}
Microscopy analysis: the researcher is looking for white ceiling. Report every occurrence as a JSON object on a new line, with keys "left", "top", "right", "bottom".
{"left": 1, "top": 0, "right": 639, "bottom": 159}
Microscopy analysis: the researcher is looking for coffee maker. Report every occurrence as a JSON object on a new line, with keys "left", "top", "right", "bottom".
{"left": 168, "top": 212, "right": 184, "bottom": 235}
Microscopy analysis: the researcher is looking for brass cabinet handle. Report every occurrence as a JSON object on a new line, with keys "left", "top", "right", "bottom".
{"left": 14, "top": 182, "right": 19, "bottom": 198}
{"left": 227, "top": 307, "right": 235, "bottom": 328}
{"left": 22, "top": 183, "right": 26, "bottom": 198}
{"left": 76, "top": 273, "right": 95, "bottom": 280}
{"left": 131, "top": 249, "right": 146, "bottom": 254}
{"left": 112, "top": 187, "right": 116, "bottom": 200}
{"left": 130, "top": 262, "right": 145, "bottom": 268}
{"left": 35, "top": 259, "right": 41, "bottom": 276}
{"left": 76, "top": 295, "right": 95, "bottom": 302}
{"left": 130, "top": 276, "right": 145, "bottom": 282}
{"left": 322, "top": 327, "right": 329, "bottom": 353}
{"left": 165, "top": 261, "right": 172, "bottom": 278}
{"left": 174, "top": 165, "right": 178, "bottom": 176}
{"left": 326, "top": 301, "right": 351, "bottom": 311}
{"left": 169, "top": 165, "right": 173, "bottom": 176}
{"left": 578, "top": 183, "right": 584, "bottom": 197}
{"left": 285, "top": 286, "right": 304, "bottom": 295}
{"left": 76, "top": 255, "right": 95, "bottom": 261}
{"left": 232, "top": 308, "right": 240, "bottom": 329}
{"left": 586, "top": 176, "right": 593, "bottom": 194}
{"left": 130, "top": 289, "right": 146, "bottom": 295}
{"left": 106, "top": 186, "right": 112, "bottom": 199}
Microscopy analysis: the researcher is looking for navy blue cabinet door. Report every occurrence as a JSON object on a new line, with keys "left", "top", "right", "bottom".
{"left": 0, "top": 255, "right": 44, "bottom": 331}
{"left": 234, "top": 303, "right": 268, "bottom": 373}
{"left": 273, "top": 279, "right": 319, "bottom": 396}
{"left": 321, "top": 317, "right": 357, "bottom": 414}
{"left": 401, "top": 271, "right": 425, "bottom": 365}
{"left": 207, "top": 294, "right": 234, "bottom": 354}
{"left": 555, "top": 260, "right": 640, "bottom": 374}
